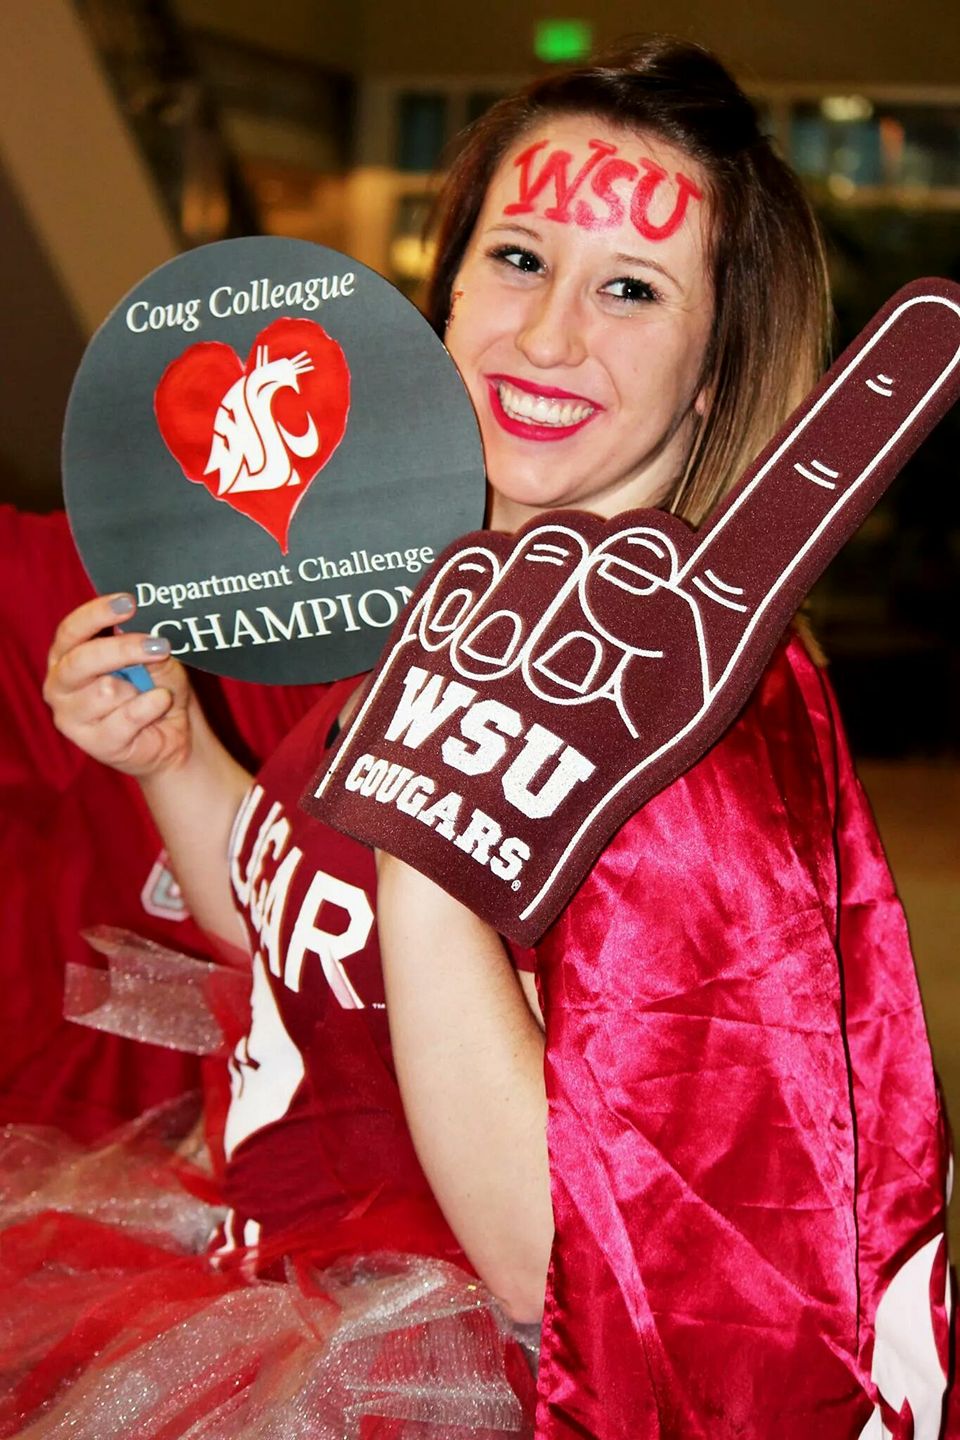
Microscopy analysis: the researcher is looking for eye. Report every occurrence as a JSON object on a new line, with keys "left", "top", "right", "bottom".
{"left": 602, "top": 276, "right": 658, "bottom": 305}
{"left": 488, "top": 244, "right": 543, "bottom": 275}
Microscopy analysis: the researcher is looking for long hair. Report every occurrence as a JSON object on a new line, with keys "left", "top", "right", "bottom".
{"left": 425, "top": 36, "right": 831, "bottom": 526}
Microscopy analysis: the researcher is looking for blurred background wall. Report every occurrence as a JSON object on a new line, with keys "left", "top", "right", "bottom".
{"left": 4, "top": 1, "right": 957, "bottom": 746}
{"left": 1, "top": 0, "right": 958, "bottom": 1224}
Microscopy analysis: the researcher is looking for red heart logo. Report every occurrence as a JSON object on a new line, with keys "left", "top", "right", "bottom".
{"left": 154, "top": 317, "right": 350, "bottom": 553}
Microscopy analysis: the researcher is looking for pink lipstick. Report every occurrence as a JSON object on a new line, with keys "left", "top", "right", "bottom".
{"left": 486, "top": 374, "right": 601, "bottom": 442}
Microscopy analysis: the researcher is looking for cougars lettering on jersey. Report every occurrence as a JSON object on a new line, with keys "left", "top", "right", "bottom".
{"left": 215, "top": 681, "right": 464, "bottom": 1269}
{"left": 230, "top": 782, "right": 374, "bottom": 1014}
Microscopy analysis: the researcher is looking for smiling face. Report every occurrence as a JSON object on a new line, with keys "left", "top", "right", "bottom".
{"left": 445, "top": 115, "right": 715, "bottom": 532}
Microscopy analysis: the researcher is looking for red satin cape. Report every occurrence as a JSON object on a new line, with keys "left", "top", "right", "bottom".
{"left": 534, "top": 636, "right": 950, "bottom": 1439}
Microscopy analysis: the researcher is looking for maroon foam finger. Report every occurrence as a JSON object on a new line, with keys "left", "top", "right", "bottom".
{"left": 685, "top": 279, "right": 960, "bottom": 687}
{"left": 305, "top": 279, "right": 960, "bottom": 943}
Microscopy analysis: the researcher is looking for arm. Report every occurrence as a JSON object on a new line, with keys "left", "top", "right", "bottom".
{"left": 376, "top": 854, "right": 553, "bottom": 1322}
{"left": 44, "top": 593, "right": 251, "bottom": 953}
{"left": 138, "top": 701, "right": 252, "bottom": 952}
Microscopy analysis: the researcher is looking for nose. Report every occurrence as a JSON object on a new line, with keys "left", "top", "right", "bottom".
{"left": 515, "top": 280, "right": 587, "bottom": 370}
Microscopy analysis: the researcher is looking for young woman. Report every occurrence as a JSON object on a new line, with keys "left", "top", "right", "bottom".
{"left": 33, "top": 36, "right": 951, "bottom": 1440}
{"left": 375, "top": 52, "right": 952, "bottom": 1439}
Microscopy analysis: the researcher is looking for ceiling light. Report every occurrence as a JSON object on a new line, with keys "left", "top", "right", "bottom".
{"left": 534, "top": 20, "right": 592, "bottom": 64}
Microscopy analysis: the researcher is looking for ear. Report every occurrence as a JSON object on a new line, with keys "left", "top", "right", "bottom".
{"left": 692, "top": 338, "right": 716, "bottom": 420}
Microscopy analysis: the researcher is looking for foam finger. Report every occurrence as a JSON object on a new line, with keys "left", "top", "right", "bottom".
{"left": 684, "top": 279, "right": 960, "bottom": 691}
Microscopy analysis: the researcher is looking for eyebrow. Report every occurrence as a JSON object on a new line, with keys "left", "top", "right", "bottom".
{"left": 487, "top": 223, "right": 544, "bottom": 241}
{"left": 485, "top": 224, "right": 682, "bottom": 290}
{"left": 612, "top": 252, "right": 681, "bottom": 288}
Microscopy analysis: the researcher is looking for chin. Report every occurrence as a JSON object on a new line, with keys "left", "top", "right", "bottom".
{"left": 487, "top": 478, "right": 568, "bottom": 527}
{"left": 485, "top": 452, "right": 573, "bottom": 506}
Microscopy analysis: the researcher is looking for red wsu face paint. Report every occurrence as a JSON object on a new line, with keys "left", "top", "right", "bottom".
{"left": 505, "top": 136, "right": 703, "bottom": 240}
{"left": 445, "top": 116, "right": 714, "bottom": 532}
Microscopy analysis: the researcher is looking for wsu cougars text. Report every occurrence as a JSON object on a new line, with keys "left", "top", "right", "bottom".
{"left": 339, "top": 664, "right": 598, "bottom": 885}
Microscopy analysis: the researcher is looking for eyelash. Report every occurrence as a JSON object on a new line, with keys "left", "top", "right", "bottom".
{"left": 489, "top": 243, "right": 542, "bottom": 274}
{"left": 604, "top": 276, "right": 658, "bottom": 305}
{"left": 487, "top": 245, "right": 659, "bottom": 305}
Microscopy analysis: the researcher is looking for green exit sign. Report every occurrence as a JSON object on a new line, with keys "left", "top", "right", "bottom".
{"left": 534, "top": 19, "right": 593, "bottom": 63}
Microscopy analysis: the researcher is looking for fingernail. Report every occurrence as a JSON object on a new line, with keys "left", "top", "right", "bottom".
{"left": 142, "top": 636, "right": 170, "bottom": 657}
{"left": 109, "top": 594, "right": 134, "bottom": 615}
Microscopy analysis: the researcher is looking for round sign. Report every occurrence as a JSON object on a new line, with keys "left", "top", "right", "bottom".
{"left": 63, "top": 237, "right": 486, "bottom": 683}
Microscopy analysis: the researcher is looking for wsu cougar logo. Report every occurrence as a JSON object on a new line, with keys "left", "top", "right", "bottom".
{"left": 155, "top": 316, "right": 351, "bottom": 551}
{"left": 206, "top": 345, "right": 320, "bottom": 496}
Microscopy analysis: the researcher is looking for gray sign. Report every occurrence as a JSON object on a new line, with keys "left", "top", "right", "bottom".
{"left": 64, "top": 237, "right": 485, "bottom": 683}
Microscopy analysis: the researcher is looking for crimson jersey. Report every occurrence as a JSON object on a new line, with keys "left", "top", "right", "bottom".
{"left": 221, "top": 678, "right": 465, "bottom": 1266}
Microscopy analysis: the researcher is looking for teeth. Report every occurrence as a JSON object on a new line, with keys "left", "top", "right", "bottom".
{"left": 497, "top": 382, "right": 594, "bottom": 428}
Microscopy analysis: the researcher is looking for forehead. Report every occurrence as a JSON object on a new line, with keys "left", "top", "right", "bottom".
{"left": 499, "top": 114, "right": 699, "bottom": 175}
{"left": 481, "top": 114, "right": 709, "bottom": 248}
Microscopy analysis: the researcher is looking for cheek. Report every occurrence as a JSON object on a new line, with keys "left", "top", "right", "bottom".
{"left": 444, "top": 317, "right": 493, "bottom": 419}
{"left": 623, "top": 324, "right": 708, "bottom": 405}
{"left": 446, "top": 285, "right": 516, "bottom": 371}
{"left": 445, "top": 320, "right": 483, "bottom": 393}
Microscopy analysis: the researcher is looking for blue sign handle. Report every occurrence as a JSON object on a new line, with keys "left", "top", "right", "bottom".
{"left": 112, "top": 663, "right": 155, "bottom": 692}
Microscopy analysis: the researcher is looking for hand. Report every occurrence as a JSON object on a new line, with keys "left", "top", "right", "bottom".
{"left": 44, "top": 593, "right": 195, "bottom": 777}
{"left": 308, "top": 279, "right": 960, "bottom": 942}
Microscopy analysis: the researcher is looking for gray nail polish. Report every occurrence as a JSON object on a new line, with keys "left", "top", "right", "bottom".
{"left": 142, "top": 636, "right": 170, "bottom": 657}
{"left": 109, "top": 594, "right": 134, "bottom": 615}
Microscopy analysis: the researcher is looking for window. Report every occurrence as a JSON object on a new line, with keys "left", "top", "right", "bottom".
{"left": 397, "top": 93, "right": 448, "bottom": 173}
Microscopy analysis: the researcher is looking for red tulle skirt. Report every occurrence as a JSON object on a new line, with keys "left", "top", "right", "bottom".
{"left": 0, "top": 1101, "right": 537, "bottom": 1438}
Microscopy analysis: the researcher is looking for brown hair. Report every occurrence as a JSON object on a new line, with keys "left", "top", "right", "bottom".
{"left": 425, "top": 36, "right": 831, "bottom": 526}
